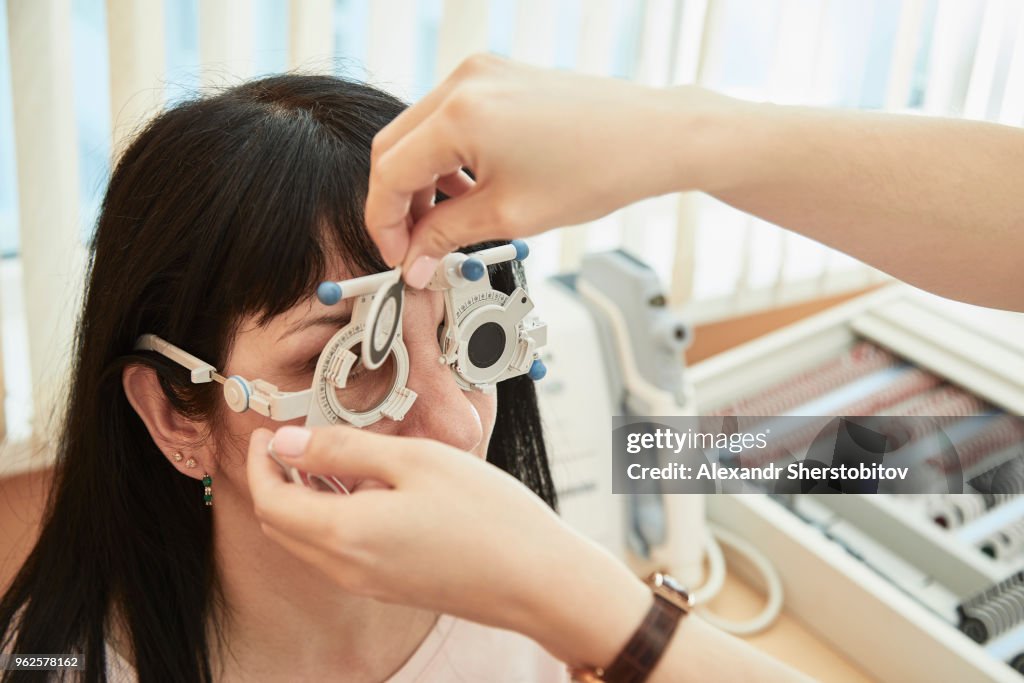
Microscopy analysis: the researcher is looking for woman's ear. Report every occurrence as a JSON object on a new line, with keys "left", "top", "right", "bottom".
{"left": 122, "top": 364, "right": 208, "bottom": 477}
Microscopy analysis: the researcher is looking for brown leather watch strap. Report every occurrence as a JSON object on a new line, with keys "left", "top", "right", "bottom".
{"left": 566, "top": 572, "right": 692, "bottom": 683}
{"left": 602, "top": 590, "right": 685, "bottom": 683}
{"left": 569, "top": 573, "right": 688, "bottom": 683}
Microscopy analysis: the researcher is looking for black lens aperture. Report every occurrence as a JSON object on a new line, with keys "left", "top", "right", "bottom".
{"left": 467, "top": 322, "right": 506, "bottom": 368}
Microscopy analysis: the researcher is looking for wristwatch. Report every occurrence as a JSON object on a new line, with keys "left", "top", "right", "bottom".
{"left": 568, "top": 571, "right": 693, "bottom": 683}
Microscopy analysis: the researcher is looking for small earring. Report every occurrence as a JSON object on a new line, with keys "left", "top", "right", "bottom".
{"left": 185, "top": 456, "right": 197, "bottom": 469}
{"left": 172, "top": 452, "right": 183, "bottom": 462}
{"left": 202, "top": 473, "right": 213, "bottom": 507}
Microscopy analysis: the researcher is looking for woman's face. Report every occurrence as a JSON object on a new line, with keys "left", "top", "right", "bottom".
{"left": 213, "top": 257, "right": 498, "bottom": 496}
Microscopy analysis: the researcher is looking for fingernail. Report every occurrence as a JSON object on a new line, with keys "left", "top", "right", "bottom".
{"left": 271, "top": 426, "right": 311, "bottom": 458}
{"left": 404, "top": 255, "right": 438, "bottom": 289}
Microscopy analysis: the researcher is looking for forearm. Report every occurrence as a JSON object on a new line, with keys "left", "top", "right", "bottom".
{"left": 517, "top": 531, "right": 812, "bottom": 682}
{"left": 672, "top": 88, "right": 1024, "bottom": 311}
{"left": 650, "top": 615, "right": 816, "bottom": 683}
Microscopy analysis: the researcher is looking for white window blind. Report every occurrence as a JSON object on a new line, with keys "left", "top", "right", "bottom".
{"left": 2, "top": 0, "right": 1023, "bottom": 449}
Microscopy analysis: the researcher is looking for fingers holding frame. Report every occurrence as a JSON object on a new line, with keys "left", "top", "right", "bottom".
{"left": 246, "top": 425, "right": 407, "bottom": 556}
{"left": 367, "top": 113, "right": 466, "bottom": 229}
{"left": 297, "top": 426, "right": 409, "bottom": 484}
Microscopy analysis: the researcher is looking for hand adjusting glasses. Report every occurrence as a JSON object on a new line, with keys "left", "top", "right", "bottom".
{"left": 135, "top": 241, "right": 548, "bottom": 493}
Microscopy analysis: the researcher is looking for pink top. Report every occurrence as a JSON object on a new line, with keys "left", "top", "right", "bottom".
{"left": 105, "top": 614, "right": 569, "bottom": 682}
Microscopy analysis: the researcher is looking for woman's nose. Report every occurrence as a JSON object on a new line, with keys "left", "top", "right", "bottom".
{"left": 398, "top": 343, "right": 484, "bottom": 452}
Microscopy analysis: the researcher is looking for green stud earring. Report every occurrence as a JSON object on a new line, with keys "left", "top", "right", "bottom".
{"left": 202, "top": 473, "right": 213, "bottom": 507}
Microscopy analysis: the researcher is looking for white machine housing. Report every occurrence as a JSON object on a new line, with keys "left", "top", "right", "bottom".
{"left": 531, "top": 250, "right": 706, "bottom": 586}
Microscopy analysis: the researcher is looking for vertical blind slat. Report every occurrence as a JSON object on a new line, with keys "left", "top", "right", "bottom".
{"left": 963, "top": 0, "right": 1007, "bottom": 120}
{"left": 669, "top": 192, "right": 700, "bottom": 307}
{"left": 997, "top": 8, "right": 1024, "bottom": 125}
{"left": 510, "top": 0, "right": 558, "bottom": 66}
{"left": 634, "top": 0, "right": 678, "bottom": 87}
{"left": 670, "top": 0, "right": 709, "bottom": 85}
{"left": 557, "top": 0, "right": 618, "bottom": 272}
{"left": 619, "top": 1, "right": 675, "bottom": 265}
{"left": 6, "top": 0, "right": 85, "bottom": 444}
{"left": 288, "top": 0, "right": 334, "bottom": 71}
{"left": 200, "top": 0, "right": 255, "bottom": 86}
{"left": 508, "top": 0, "right": 560, "bottom": 280}
{"left": 769, "top": 0, "right": 832, "bottom": 305}
{"left": 923, "top": 0, "right": 985, "bottom": 115}
{"left": 576, "top": 0, "right": 615, "bottom": 75}
{"left": 885, "top": 0, "right": 926, "bottom": 110}
{"left": 669, "top": 0, "right": 719, "bottom": 307}
{"left": 365, "top": 0, "right": 419, "bottom": 99}
{"left": 557, "top": 224, "right": 589, "bottom": 273}
{"left": 435, "top": 0, "right": 489, "bottom": 81}
{"left": 0, "top": 301, "right": 5, "bottom": 441}
{"left": 107, "top": 0, "right": 167, "bottom": 161}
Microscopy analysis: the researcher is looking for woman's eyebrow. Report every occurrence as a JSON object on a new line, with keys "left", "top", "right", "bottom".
{"left": 278, "top": 309, "right": 353, "bottom": 341}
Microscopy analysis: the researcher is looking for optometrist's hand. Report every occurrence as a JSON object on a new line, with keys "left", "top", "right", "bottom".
{"left": 246, "top": 425, "right": 813, "bottom": 682}
{"left": 246, "top": 424, "right": 650, "bottom": 671}
{"left": 365, "top": 54, "right": 731, "bottom": 287}
{"left": 367, "top": 55, "right": 1024, "bottom": 311}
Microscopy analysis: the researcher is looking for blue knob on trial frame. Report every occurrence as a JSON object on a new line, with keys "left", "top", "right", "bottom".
{"left": 511, "top": 239, "right": 530, "bottom": 261}
{"left": 460, "top": 257, "right": 486, "bottom": 282}
{"left": 317, "top": 281, "right": 342, "bottom": 306}
{"left": 528, "top": 358, "right": 547, "bottom": 380}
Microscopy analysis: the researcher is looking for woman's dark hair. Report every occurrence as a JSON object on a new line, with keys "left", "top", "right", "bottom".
{"left": 0, "top": 74, "right": 556, "bottom": 682}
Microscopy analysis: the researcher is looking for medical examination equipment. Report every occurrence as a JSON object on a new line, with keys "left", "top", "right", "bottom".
{"left": 573, "top": 252, "right": 700, "bottom": 585}
{"left": 532, "top": 252, "right": 699, "bottom": 570}
{"left": 136, "top": 240, "right": 548, "bottom": 494}
{"left": 533, "top": 250, "right": 783, "bottom": 635}
{"left": 691, "top": 285, "right": 1024, "bottom": 681}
